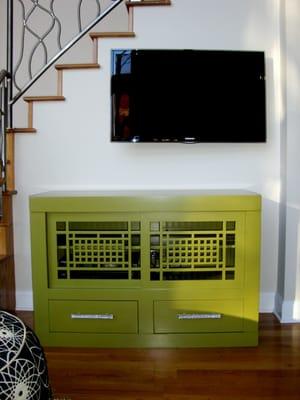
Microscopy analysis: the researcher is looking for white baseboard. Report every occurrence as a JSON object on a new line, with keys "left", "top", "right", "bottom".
{"left": 274, "top": 292, "right": 300, "bottom": 323}
{"left": 259, "top": 292, "right": 275, "bottom": 313}
{"left": 16, "top": 291, "right": 33, "bottom": 311}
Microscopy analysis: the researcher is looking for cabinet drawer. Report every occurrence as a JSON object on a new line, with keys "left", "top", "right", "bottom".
{"left": 49, "top": 300, "right": 138, "bottom": 333}
{"left": 154, "top": 299, "right": 243, "bottom": 333}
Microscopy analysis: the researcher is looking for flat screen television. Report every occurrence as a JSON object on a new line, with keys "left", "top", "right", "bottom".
{"left": 111, "top": 49, "right": 266, "bottom": 143}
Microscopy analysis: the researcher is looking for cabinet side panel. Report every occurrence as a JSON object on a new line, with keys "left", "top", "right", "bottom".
{"left": 243, "top": 210, "right": 261, "bottom": 336}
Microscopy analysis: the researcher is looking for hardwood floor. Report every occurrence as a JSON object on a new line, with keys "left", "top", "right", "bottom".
{"left": 15, "top": 312, "right": 300, "bottom": 400}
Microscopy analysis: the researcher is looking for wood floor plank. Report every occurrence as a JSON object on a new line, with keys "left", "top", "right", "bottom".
{"left": 13, "top": 312, "right": 300, "bottom": 399}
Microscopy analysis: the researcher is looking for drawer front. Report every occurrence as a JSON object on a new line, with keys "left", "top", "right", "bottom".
{"left": 49, "top": 300, "right": 138, "bottom": 333}
{"left": 154, "top": 299, "right": 243, "bottom": 333}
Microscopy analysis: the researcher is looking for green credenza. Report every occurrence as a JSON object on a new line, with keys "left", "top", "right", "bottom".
{"left": 30, "top": 190, "right": 261, "bottom": 347}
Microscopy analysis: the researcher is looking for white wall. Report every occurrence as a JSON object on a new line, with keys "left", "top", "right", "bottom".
{"left": 12, "top": 0, "right": 283, "bottom": 311}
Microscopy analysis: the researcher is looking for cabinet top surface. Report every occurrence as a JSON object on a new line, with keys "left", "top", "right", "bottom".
{"left": 31, "top": 189, "right": 259, "bottom": 198}
{"left": 30, "top": 190, "right": 261, "bottom": 212}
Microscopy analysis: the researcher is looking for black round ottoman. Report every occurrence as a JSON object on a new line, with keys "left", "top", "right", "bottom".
{"left": 0, "top": 311, "right": 52, "bottom": 399}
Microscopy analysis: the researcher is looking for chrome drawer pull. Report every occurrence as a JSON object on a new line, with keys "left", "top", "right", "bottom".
{"left": 177, "top": 313, "right": 222, "bottom": 320}
{"left": 71, "top": 313, "right": 114, "bottom": 320}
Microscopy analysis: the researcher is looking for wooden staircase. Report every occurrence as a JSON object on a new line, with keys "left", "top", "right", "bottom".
{"left": 0, "top": 0, "right": 171, "bottom": 311}
{"left": 11, "top": 1, "right": 170, "bottom": 134}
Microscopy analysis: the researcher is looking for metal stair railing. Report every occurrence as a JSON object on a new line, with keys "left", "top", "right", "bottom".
{"left": 0, "top": 0, "right": 124, "bottom": 215}
{"left": 0, "top": 69, "right": 11, "bottom": 215}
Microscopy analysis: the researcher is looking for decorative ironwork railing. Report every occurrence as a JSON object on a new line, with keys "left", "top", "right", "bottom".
{"left": 0, "top": 0, "right": 124, "bottom": 208}
{"left": 0, "top": 69, "right": 11, "bottom": 213}
{"left": 9, "top": 0, "right": 123, "bottom": 105}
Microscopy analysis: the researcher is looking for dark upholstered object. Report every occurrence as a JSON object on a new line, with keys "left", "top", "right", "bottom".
{"left": 0, "top": 311, "right": 52, "bottom": 399}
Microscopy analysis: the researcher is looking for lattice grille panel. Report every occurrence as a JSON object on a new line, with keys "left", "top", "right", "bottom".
{"left": 55, "top": 220, "right": 141, "bottom": 280}
{"left": 150, "top": 220, "right": 236, "bottom": 281}
{"left": 165, "top": 235, "right": 222, "bottom": 267}
{"left": 71, "top": 234, "right": 128, "bottom": 266}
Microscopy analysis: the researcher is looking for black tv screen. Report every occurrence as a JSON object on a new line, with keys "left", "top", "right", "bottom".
{"left": 111, "top": 49, "right": 266, "bottom": 143}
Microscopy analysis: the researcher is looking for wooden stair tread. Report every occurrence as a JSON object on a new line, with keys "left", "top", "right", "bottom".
{"left": 12, "top": 128, "right": 37, "bottom": 133}
{"left": 24, "top": 96, "right": 65, "bottom": 102}
{"left": 0, "top": 255, "right": 10, "bottom": 262}
{"left": 126, "top": 0, "right": 171, "bottom": 6}
{"left": 55, "top": 63, "right": 100, "bottom": 70}
{"left": 89, "top": 31, "right": 135, "bottom": 39}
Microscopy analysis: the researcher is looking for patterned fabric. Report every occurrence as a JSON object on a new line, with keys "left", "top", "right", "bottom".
{"left": 0, "top": 311, "right": 52, "bottom": 399}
